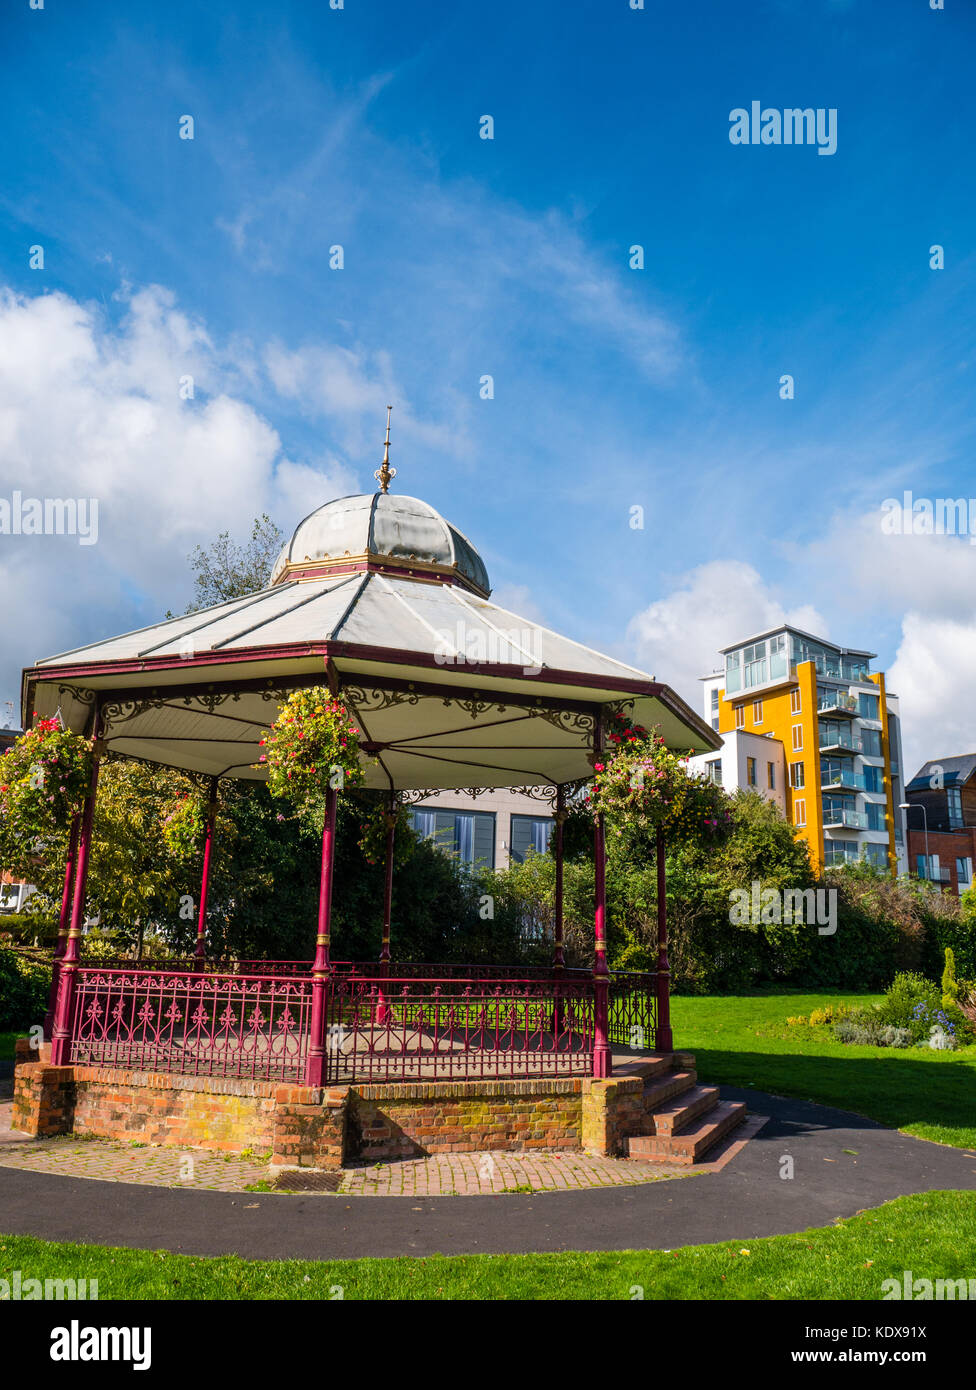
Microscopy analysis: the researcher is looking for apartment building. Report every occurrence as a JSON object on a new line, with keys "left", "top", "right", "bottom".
{"left": 903, "top": 755, "right": 976, "bottom": 895}
{"left": 407, "top": 788, "right": 556, "bottom": 871}
{"left": 688, "top": 626, "right": 907, "bottom": 876}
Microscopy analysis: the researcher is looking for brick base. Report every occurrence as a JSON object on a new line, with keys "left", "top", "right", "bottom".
{"left": 11, "top": 1055, "right": 662, "bottom": 1164}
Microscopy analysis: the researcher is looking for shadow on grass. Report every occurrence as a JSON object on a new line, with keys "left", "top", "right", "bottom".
{"left": 691, "top": 1045, "right": 976, "bottom": 1142}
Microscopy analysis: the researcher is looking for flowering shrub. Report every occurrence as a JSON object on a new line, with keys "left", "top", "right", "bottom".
{"left": 589, "top": 720, "right": 733, "bottom": 848}
{"left": 258, "top": 688, "right": 366, "bottom": 815}
{"left": 0, "top": 718, "right": 93, "bottom": 876}
{"left": 357, "top": 799, "right": 416, "bottom": 868}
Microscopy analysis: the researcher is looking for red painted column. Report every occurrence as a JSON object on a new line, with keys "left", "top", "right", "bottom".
{"left": 655, "top": 824, "right": 673, "bottom": 1053}
{"left": 50, "top": 713, "right": 102, "bottom": 1066}
{"left": 375, "top": 798, "right": 396, "bottom": 1025}
{"left": 592, "top": 718, "right": 611, "bottom": 1079}
{"left": 305, "top": 787, "right": 338, "bottom": 1087}
{"left": 379, "top": 798, "right": 395, "bottom": 964}
{"left": 44, "top": 811, "right": 80, "bottom": 1040}
{"left": 551, "top": 786, "right": 566, "bottom": 1039}
{"left": 194, "top": 777, "right": 219, "bottom": 963}
{"left": 553, "top": 785, "right": 565, "bottom": 970}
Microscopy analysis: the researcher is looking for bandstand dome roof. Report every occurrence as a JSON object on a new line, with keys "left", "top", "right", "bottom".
{"left": 270, "top": 492, "right": 491, "bottom": 597}
{"left": 21, "top": 435, "right": 719, "bottom": 793}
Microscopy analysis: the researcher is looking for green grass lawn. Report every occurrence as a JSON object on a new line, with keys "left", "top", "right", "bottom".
{"left": 671, "top": 992, "right": 976, "bottom": 1150}
{"left": 1, "top": 1190, "right": 973, "bottom": 1299}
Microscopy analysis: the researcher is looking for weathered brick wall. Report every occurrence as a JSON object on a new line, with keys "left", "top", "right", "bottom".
{"left": 346, "top": 1079, "right": 584, "bottom": 1159}
{"left": 71, "top": 1068, "right": 278, "bottom": 1151}
{"left": 272, "top": 1085, "right": 348, "bottom": 1168}
{"left": 581, "top": 1077, "right": 644, "bottom": 1157}
{"left": 11, "top": 1064, "right": 74, "bottom": 1137}
{"left": 12, "top": 1056, "right": 677, "bottom": 1163}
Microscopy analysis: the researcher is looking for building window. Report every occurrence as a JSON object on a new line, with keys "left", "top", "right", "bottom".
{"left": 948, "top": 787, "right": 963, "bottom": 830}
{"left": 864, "top": 842, "right": 888, "bottom": 868}
{"left": 866, "top": 802, "right": 886, "bottom": 831}
{"left": 861, "top": 729, "right": 882, "bottom": 758}
{"left": 753, "top": 700, "right": 763, "bottom": 725}
{"left": 705, "top": 759, "right": 722, "bottom": 785}
{"left": 792, "top": 724, "right": 803, "bottom": 751}
{"left": 710, "top": 689, "right": 719, "bottom": 712}
{"left": 857, "top": 692, "right": 880, "bottom": 720}
{"left": 747, "top": 757, "right": 757, "bottom": 787}
{"left": 767, "top": 762, "right": 776, "bottom": 790}
{"left": 794, "top": 798, "right": 806, "bottom": 826}
{"left": 957, "top": 857, "right": 972, "bottom": 888}
{"left": 735, "top": 705, "right": 745, "bottom": 729}
{"left": 790, "top": 761, "right": 805, "bottom": 789}
{"left": 790, "top": 688, "right": 801, "bottom": 714}
{"left": 711, "top": 717, "right": 720, "bottom": 732}
{"left": 510, "top": 814, "right": 553, "bottom": 864}
{"left": 863, "top": 764, "right": 883, "bottom": 794}
{"left": 410, "top": 807, "right": 496, "bottom": 868}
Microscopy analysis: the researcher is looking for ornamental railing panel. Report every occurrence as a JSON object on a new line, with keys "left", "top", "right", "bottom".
{"left": 69, "top": 968, "right": 313, "bottom": 1082}
{"left": 64, "top": 961, "right": 658, "bottom": 1084}
{"left": 324, "top": 973, "right": 595, "bottom": 1085}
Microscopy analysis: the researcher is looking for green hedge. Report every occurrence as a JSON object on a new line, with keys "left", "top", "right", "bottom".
{"left": 0, "top": 947, "right": 52, "bottom": 1031}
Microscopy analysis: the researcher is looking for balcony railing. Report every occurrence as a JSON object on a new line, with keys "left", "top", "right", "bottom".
{"left": 817, "top": 691, "right": 859, "bottom": 717}
{"left": 818, "top": 727, "right": 863, "bottom": 754}
{"left": 820, "top": 767, "right": 866, "bottom": 792}
{"left": 822, "top": 805, "right": 868, "bottom": 830}
{"left": 917, "top": 865, "right": 951, "bottom": 884}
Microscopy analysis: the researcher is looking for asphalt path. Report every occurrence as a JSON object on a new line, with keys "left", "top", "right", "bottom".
{"left": 2, "top": 1086, "right": 975, "bottom": 1260}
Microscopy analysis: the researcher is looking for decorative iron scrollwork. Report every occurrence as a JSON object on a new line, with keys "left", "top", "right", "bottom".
{"left": 344, "top": 684, "right": 423, "bottom": 714}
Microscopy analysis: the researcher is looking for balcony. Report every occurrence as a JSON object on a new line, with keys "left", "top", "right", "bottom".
{"left": 820, "top": 767, "right": 866, "bottom": 794}
{"left": 917, "top": 865, "right": 951, "bottom": 884}
{"left": 818, "top": 727, "right": 862, "bottom": 756}
{"left": 817, "top": 691, "right": 858, "bottom": 718}
{"left": 822, "top": 805, "right": 868, "bottom": 831}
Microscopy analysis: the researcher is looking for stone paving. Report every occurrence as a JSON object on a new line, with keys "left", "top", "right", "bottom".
{"left": 0, "top": 1091, "right": 695, "bottom": 1195}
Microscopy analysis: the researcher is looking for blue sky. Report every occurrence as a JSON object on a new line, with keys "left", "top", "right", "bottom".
{"left": 0, "top": 0, "right": 974, "bottom": 771}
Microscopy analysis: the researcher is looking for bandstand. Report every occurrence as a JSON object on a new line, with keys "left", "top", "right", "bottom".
{"left": 14, "top": 430, "right": 731, "bottom": 1166}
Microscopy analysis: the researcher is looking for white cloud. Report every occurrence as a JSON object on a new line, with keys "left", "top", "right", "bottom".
{"left": 626, "top": 560, "right": 826, "bottom": 708}
{"left": 0, "top": 284, "right": 402, "bottom": 717}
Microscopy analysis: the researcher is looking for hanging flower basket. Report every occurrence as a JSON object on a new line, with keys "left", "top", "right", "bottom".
{"left": 589, "top": 724, "right": 732, "bottom": 846}
{"left": 258, "top": 688, "right": 366, "bottom": 814}
{"left": 160, "top": 790, "right": 207, "bottom": 863}
{"left": 0, "top": 718, "right": 93, "bottom": 873}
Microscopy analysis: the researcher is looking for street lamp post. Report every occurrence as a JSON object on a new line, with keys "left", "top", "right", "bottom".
{"left": 899, "top": 801, "right": 930, "bottom": 878}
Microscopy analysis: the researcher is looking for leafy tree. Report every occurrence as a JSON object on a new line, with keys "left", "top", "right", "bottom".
{"left": 184, "top": 513, "right": 283, "bottom": 611}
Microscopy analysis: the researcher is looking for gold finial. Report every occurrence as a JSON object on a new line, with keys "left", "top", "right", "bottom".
{"left": 375, "top": 405, "right": 396, "bottom": 494}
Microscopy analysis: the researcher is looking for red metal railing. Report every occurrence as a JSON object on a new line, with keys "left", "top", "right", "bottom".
{"left": 64, "top": 962, "right": 657, "bottom": 1084}
{"left": 325, "top": 973, "right": 595, "bottom": 1084}
{"left": 69, "top": 968, "right": 314, "bottom": 1081}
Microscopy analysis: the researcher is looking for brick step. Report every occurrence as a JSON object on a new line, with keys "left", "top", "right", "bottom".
{"left": 624, "top": 1101, "right": 747, "bottom": 1165}
{"left": 641, "top": 1069, "right": 698, "bottom": 1111}
{"left": 614, "top": 1053, "right": 680, "bottom": 1081}
{"left": 646, "top": 1084, "right": 719, "bottom": 1136}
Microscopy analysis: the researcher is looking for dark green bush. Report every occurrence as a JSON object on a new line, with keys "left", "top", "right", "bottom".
{"left": 0, "top": 946, "right": 52, "bottom": 1031}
